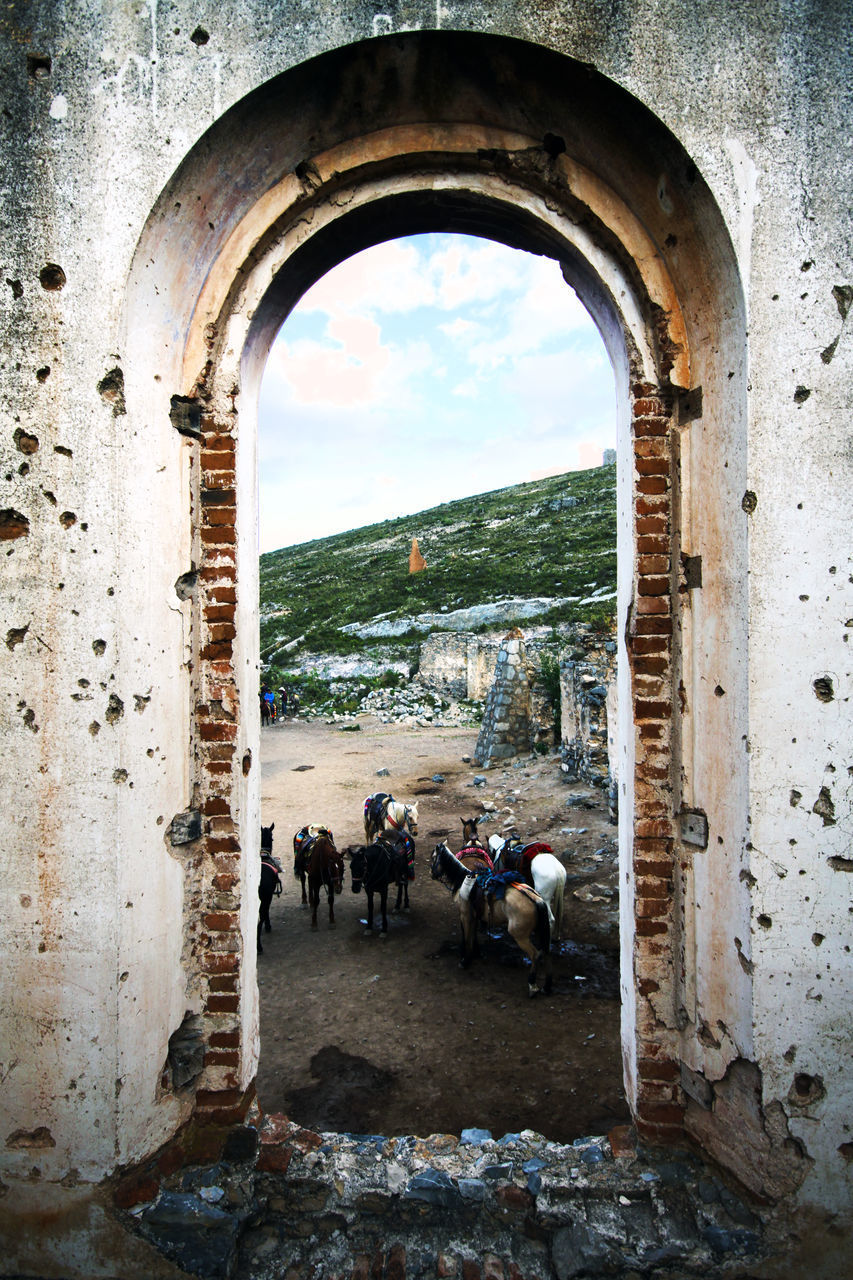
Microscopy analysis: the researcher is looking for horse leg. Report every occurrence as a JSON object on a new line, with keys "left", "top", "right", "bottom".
{"left": 379, "top": 884, "right": 388, "bottom": 934}
{"left": 309, "top": 882, "right": 319, "bottom": 930}
{"left": 328, "top": 884, "right": 336, "bottom": 928}
{"left": 364, "top": 889, "right": 374, "bottom": 935}
{"left": 300, "top": 871, "right": 308, "bottom": 907}
{"left": 260, "top": 889, "right": 272, "bottom": 933}
{"left": 257, "top": 908, "right": 263, "bottom": 953}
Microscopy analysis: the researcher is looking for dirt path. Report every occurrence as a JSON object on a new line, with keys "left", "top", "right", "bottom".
{"left": 257, "top": 715, "right": 629, "bottom": 1143}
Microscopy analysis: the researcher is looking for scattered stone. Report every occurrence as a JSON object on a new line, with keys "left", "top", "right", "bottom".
{"left": 376, "top": 767, "right": 391, "bottom": 776}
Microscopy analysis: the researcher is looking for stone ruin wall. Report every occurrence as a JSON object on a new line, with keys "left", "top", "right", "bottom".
{"left": 421, "top": 626, "right": 618, "bottom": 784}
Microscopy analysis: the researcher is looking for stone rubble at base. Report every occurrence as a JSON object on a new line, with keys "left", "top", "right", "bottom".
{"left": 125, "top": 1115, "right": 771, "bottom": 1279}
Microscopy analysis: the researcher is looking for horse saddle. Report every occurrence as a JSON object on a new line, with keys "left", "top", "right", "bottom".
{"left": 365, "top": 793, "right": 391, "bottom": 827}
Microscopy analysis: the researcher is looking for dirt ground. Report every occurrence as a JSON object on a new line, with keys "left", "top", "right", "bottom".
{"left": 256, "top": 715, "right": 629, "bottom": 1144}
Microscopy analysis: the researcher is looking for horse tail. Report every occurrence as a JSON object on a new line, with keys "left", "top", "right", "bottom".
{"left": 533, "top": 896, "right": 551, "bottom": 955}
{"left": 551, "top": 870, "right": 565, "bottom": 939}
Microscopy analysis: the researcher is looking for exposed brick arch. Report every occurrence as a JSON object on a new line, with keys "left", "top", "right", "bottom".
{"left": 125, "top": 30, "right": 750, "bottom": 1168}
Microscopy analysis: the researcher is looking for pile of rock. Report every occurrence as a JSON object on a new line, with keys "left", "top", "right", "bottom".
{"left": 313, "top": 680, "right": 481, "bottom": 729}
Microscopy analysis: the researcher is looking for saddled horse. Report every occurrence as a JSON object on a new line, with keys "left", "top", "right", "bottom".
{"left": 488, "top": 835, "right": 566, "bottom": 938}
{"left": 347, "top": 830, "right": 414, "bottom": 935}
{"left": 293, "top": 824, "right": 334, "bottom": 906}
{"left": 363, "top": 792, "right": 419, "bottom": 845}
{"left": 258, "top": 823, "right": 282, "bottom": 952}
{"left": 430, "top": 841, "right": 552, "bottom": 997}
{"left": 303, "top": 830, "right": 345, "bottom": 930}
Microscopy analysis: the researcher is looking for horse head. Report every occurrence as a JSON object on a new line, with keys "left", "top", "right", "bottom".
{"left": 261, "top": 822, "right": 274, "bottom": 852}
{"left": 405, "top": 803, "right": 419, "bottom": 836}
{"left": 322, "top": 837, "right": 345, "bottom": 893}
{"left": 430, "top": 841, "right": 453, "bottom": 882}
{"left": 348, "top": 845, "right": 368, "bottom": 892}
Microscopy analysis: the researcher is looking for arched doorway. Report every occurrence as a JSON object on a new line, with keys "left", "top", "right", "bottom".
{"left": 124, "top": 29, "right": 750, "bottom": 1167}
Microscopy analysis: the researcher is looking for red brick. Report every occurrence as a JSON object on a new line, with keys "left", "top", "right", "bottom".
{"left": 636, "top": 496, "right": 669, "bottom": 516}
{"left": 204, "top": 911, "right": 239, "bottom": 931}
{"left": 200, "top": 527, "right": 237, "bottom": 546}
{"left": 386, "top": 1244, "right": 406, "bottom": 1280}
{"left": 636, "top": 596, "right": 670, "bottom": 615}
{"left": 213, "top": 872, "right": 238, "bottom": 892}
{"left": 199, "top": 721, "right": 237, "bottom": 742}
{"left": 205, "top": 995, "right": 239, "bottom": 1013}
{"left": 636, "top": 1101, "right": 685, "bottom": 1126}
{"left": 209, "top": 975, "right": 238, "bottom": 993}
{"left": 635, "top": 457, "right": 670, "bottom": 475}
{"left": 635, "top": 699, "right": 672, "bottom": 719}
{"left": 204, "top": 761, "right": 232, "bottom": 775}
{"left": 638, "top": 977, "right": 660, "bottom": 996}
{"left": 636, "top": 818, "right": 674, "bottom": 838}
{"left": 203, "top": 506, "right": 237, "bottom": 528}
{"left": 633, "top": 397, "right": 667, "bottom": 416}
{"left": 201, "top": 434, "right": 235, "bottom": 453}
{"left": 634, "top": 436, "right": 668, "bottom": 458}
{"left": 636, "top": 897, "right": 671, "bottom": 919}
{"left": 200, "top": 640, "right": 233, "bottom": 661}
{"left": 636, "top": 1119, "right": 684, "bottom": 1146}
{"left": 204, "top": 797, "right": 231, "bottom": 817}
{"left": 209, "top": 1030, "right": 240, "bottom": 1049}
{"left": 209, "top": 585, "right": 237, "bottom": 604}
{"left": 208, "top": 835, "right": 240, "bottom": 853}
{"left": 205, "top": 1049, "right": 240, "bottom": 1068}
{"left": 207, "top": 622, "right": 237, "bottom": 643}
{"left": 608, "top": 1124, "right": 637, "bottom": 1158}
{"left": 634, "top": 656, "right": 667, "bottom": 677}
{"left": 637, "top": 535, "right": 670, "bottom": 554}
{"left": 637, "top": 576, "right": 670, "bottom": 596}
{"left": 638, "top": 1057, "right": 680, "bottom": 1082}
{"left": 634, "top": 615, "right": 673, "bottom": 635}
{"left": 633, "top": 416, "right": 669, "bottom": 437}
{"left": 636, "top": 920, "right": 668, "bottom": 940}
{"left": 200, "top": 563, "right": 236, "bottom": 583}
{"left": 635, "top": 514, "right": 668, "bottom": 535}
{"left": 496, "top": 1184, "right": 534, "bottom": 1211}
{"left": 202, "top": 743, "right": 235, "bottom": 762}
{"left": 638, "top": 554, "right": 670, "bottom": 575}
{"left": 638, "top": 722, "right": 665, "bottom": 740}
{"left": 114, "top": 1170, "right": 160, "bottom": 1210}
{"left": 632, "top": 634, "right": 670, "bottom": 654}
{"left": 637, "top": 475, "right": 669, "bottom": 495}
{"left": 201, "top": 952, "right": 239, "bottom": 974}
{"left": 204, "top": 603, "right": 236, "bottom": 623}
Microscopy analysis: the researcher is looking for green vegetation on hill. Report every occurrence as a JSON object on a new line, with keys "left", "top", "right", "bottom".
{"left": 259, "top": 464, "right": 616, "bottom": 675}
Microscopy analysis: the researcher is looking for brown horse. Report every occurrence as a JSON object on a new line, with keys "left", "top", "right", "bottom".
{"left": 293, "top": 824, "right": 333, "bottom": 906}
{"left": 430, "top": 841, "right": 552, "bottom": 997}
{"left": 299, "top": 830, "right": 344, "bottom": 929}
{"left": 458, "top": 818, "right": 494, "bottom": 874}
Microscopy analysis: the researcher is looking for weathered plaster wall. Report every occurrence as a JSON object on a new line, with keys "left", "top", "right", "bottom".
{"left": 1, "top": 1, "right": 850, "bottom": 1262}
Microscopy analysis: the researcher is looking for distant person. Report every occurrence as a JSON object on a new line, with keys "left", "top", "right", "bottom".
{"left": 261, "top": 686, "right": 274, "bottom": 726}
{"left": 290, "top": 690, "right": 300, "bottom": 719}
{"left": 279, "top": 686, "right": 288, "bottom": 719}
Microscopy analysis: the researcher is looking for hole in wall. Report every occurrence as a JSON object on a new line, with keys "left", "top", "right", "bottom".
{"left": 253, "top": 231, "right": 624, "bottom": 1143}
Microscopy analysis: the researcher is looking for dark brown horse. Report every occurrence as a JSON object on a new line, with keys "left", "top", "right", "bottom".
{"left": 305, "top": 832, "right": 345, "bottom": 930}
{"left": 347, "top": 831, "right": 414, "bottom": 935}
{"left": 293, "top": 824, "right": 334, "bottom": 906}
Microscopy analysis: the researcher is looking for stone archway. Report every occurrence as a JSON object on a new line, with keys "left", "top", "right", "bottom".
{"left": 124, "top": 29, "right": 750, "bottom": 1168}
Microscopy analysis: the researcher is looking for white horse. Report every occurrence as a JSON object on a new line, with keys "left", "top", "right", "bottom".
{"left": 363, "top": 792, "right": 419, "bottom": 844}
{"left": 488, "top": 835, "right": 566, "bottom": 940}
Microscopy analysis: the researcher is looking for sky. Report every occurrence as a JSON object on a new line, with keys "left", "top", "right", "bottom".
{"left": 257, "top": 233, "right": 616, "bottom": 553}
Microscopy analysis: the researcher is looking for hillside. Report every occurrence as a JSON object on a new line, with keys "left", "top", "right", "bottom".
{"left": 259, "top": 464, "right": 616, "bottom": 691}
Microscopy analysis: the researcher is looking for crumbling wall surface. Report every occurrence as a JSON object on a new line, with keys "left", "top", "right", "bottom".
{"left": 0, "top": 1, "right": 850, "bottom": 1268}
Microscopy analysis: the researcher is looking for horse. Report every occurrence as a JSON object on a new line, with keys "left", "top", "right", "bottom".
{"left": 260, "top": 693, "right": 271, "bottom": 727}
{"left": 293, "top": 824, "right": 334, "bottom": 906}
{"left": 488, "top": 834, "right": 566, "bottom": 939}
{"left": 258, "top": 823, "right": 282, "bottom": 952}
{"left": 363, "top": 792, "right": 418, "bottom": 844}
{"left": 430, "top": 841, "right": 552, "bottom": 997}
{"left": 303, "top": 830, "right": 345, "bottom": 929}
{"left": 347, "top": 831, "right": 414, "bottom": 935}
